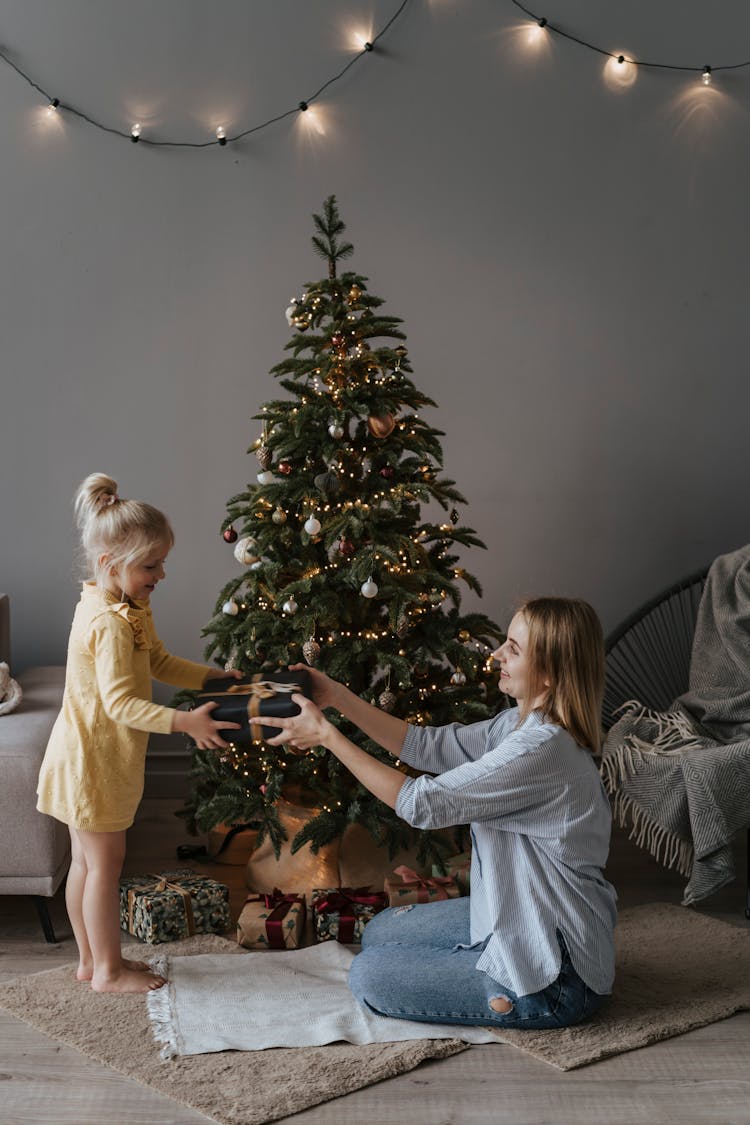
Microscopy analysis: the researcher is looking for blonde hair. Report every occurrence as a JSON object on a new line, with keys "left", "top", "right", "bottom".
{"left": 74, "top": 473, "right": 174, "bottom": 586}
{"left": 516, "top": 597, "right": 605, "bottom": 754}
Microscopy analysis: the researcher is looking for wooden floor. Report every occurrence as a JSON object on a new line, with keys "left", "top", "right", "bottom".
{"left": 2, "top": 800, "right": 749, "bottom": 1125}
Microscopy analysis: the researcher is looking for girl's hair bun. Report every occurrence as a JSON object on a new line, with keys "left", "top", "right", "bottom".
{"left": 74, "top": 473, "right": 120, "bottom": 530}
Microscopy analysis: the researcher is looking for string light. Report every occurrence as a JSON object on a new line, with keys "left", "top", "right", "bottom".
{"left": 510, "top": 0, "right": 746, "bottom": 87}
{"left": 0, "top": 0, "right": 411, "bottom": 149}
{"left": 130, "top": 123, "right": 141, "bottom": 142}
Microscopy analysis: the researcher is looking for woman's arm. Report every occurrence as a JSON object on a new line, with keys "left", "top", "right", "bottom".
{"left": 256, "top": 695, "right": 407, "bottom": 809}
{"left": 291, "top": 664, "right": 408, "bottom": 757}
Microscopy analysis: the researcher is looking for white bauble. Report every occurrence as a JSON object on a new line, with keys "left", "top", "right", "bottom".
{"left": 285, "top": 301, "right": 298, "bottom": 325}
{"left": 450, "top": 669, "right": 467, "bottom": 685}
{"left": 283, "top": 597, "right": 298, "bottom": 615}
{"left": 304, "top": 515, "right": 322, "bottom": 536}
{"left": 233, "top": 536, "right": 258, "bottom": 565}
{"left": 360, "top": 578, "right": 379, "bottom": 599}
{"left": 328, "top": 422, "right": 344, "bottom": 439}
{"left": 257, "top": 470, "right": 274, "bottom": 485}
{"left": 222, "top": 599, "right": 239, "bottom": 616}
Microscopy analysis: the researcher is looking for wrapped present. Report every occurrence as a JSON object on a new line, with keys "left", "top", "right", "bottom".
{"left": 197, "top": 669, "right": 311, "bottom": 744}
{"left": 384, "top": 864, "right": 460, "bottom": 907}
{"left": 431, "top": 851, "right": 471, "bottom": 894}
{"left": 237, "top": 889, "right": 306, "bottom": 949}
{"left": 119, "top": 869, "right": 230, "bottom": 944}
{"left": 311, "top": 886, "right": 388, "bottom": 944}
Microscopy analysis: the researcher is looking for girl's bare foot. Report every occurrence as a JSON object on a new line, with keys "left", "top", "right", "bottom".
{"left": 91, "top": 966, "right": 167, "bottom": 993}
{"left": 77, "top": 956, "right": 151, "bottom": 981}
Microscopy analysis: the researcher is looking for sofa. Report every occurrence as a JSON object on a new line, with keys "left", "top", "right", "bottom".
{"left": 0, "top": 593, "right": 70, "bottom": 941}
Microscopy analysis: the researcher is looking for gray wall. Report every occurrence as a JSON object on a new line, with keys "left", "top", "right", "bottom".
{"left": 3, "top": 0, "right": 750, "bottom": 681}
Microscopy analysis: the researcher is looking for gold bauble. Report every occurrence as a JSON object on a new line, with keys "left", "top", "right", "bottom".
{"left": 367, "top": 413, "right": 396, "bottom": 439}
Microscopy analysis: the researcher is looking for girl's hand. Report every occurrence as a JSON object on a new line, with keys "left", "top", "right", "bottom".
{"left": 176, "top": 701, "right": 241, "bottom": 750}
{"left": 251, "top": 693, "right": 331, "bottom": 751}
{"left": 288, "top": 663, "right": 341, "bottom": 711}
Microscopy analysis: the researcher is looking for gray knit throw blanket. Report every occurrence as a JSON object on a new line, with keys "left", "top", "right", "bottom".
{"left": 602, "top": 544, "right": 750, "bottom": 905}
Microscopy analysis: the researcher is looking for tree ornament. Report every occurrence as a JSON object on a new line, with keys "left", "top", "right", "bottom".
{"left": 450, "top": 508, "right": 460, "bottom": 524}
{"left": 378, "top": 689, "right": 397, "bottom": 713}
{"left": 256, "top": 444, "right": 272, "bottom": 470}
{"left": 338, "top": 538, "right": 356, "bottom": 558}
{"left": 378, "top": 466, "right": 395, "bottom": 479}
{"left": 272, "top": 507, "right": 287, "bottom": 525}
{"left": 223, "top": 526, "right": 238, "bottom": 543}
{"left": 450, "top": 669, "right": 467, "bottom": 685}
{"left": 328, "top": 421, "right": 344, "bottom": 439}
{"left": 302, "top": 638, "right": 321, "bottom": 665}
{"left": 285, "top": 299, "right": 300, "bottom": 326}
{"left": 257, "top": 470, "right": 274, "bottom": 485}
{"left": 331, "top": 332, "right": 346, "bottom": 350}
{"left": 304, "top": 515, "right": 322, "bottom": 536}
{"left": 396, "top": 614, "right": 409, "bottom": 638}
{"left": 367, "top": 413, "right": 396, "bottom": 439}
{"left": 282, "top": 597, "right": 298, "bottom": 615}
{"left": 458, "top": 630, "right": 471, "bottom": 642}
{"left": 348, "top": 284, "right": 361, "bottom": 303}
{"left": 233, "top": 536, "right": 258, "bottom": 565}
{"left": 360, "top": 577, "right": 379, "bottom": 599}
{"left": 222, "top": 599, "right": 239, "bottom": 616}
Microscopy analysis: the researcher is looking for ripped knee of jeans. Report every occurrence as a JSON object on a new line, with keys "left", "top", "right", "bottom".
{"left": 489, "top": 994, "right": 514, "bottom": 1015}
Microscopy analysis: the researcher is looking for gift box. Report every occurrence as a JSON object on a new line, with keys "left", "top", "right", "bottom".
{"left": 431, "top": 851, "right": 471, "bottom": 894}
{"left": 197, "top": 669, "right": 311, "bottom": 744}
{"left": 119, "top": 869, "right": 230, "bottom": 944}
{"left": 384, "top": 864, "right": 461, "bottom": 907}
{"left": 311, "top": 886, "right": 388, "bottom": 944}
{"left": 237, "top": 889, "right": 306, "bottom": 949}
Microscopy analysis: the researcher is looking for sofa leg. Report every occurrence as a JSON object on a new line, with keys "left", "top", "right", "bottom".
{"left": 33, "top": 896, "right": 59, "bottom": 944}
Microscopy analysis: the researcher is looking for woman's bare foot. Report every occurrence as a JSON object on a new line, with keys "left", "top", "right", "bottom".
{"left": 77, "top": 956, "right": 151, "bottom": 981}
{"left": 91, "top": 966, "right": 167, "bottom": 993}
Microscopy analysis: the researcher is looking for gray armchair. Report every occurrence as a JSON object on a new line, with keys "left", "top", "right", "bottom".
{"left": 0, "top": 593, "right": 70, "bottom": 941}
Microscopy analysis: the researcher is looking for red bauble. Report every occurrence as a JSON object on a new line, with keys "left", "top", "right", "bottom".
{"left": 379, "top": 466, "right": 395, "bottom": 479}
{"left": 331, "top": 332, "right": 345, "bottom": 349}
{"left": 338, "top": 538, "right": 356, "bottom": 558}
{"left": 278, "top": 460, "right": 293, "bottom": 475}
{"left": 223, "top": 527, "right": 238, "bottom": 543}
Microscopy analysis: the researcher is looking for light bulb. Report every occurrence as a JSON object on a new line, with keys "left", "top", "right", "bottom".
{"left": 216, "top": 125, "right": 227, "bottom": 145}
{"left": 47, "top": 98, "right": 60, "bottom": 115}
{"left": 131, "top": 123, "right": 141, "bottom": 142}
{"left": 702, "top": 66, "right": 712, "bottom": 85}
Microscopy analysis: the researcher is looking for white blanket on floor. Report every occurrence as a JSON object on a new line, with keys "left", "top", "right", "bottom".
{"left": 146, "top": 941, "right": 497, "bottom": 1058}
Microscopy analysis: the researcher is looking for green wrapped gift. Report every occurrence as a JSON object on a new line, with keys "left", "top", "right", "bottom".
{"left": 119, "top": 868, "right": 231, "bottom": 944}
{"left": 311, "top": 886, "right": 388, "bottom": 944}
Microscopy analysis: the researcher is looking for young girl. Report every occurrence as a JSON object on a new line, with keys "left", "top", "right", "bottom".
{"left": 260, "top": 597, "right": 617, "bottom": 1029}
{"left": 37, "top": 474, "right": 241, "bottom": 994}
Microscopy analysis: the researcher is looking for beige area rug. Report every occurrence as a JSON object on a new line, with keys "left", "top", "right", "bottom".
{"left": 0, "top": 903, "right": 748, "bottom": 1123}
{"left": 492, "top": 902, "right": 750, "bottom": 1069}
{"left": 0, "top": 934, "right": 467, "bottom": 1125}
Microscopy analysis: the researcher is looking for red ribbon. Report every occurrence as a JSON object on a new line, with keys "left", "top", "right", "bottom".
{"left": 392, "top": 865, "right": 455, "bottom": 902}
{"left": 245, "top": 888, "right": 305, "bottom": 949}
{"left": 313, "top": 886, "right": 388, "bottom": 943}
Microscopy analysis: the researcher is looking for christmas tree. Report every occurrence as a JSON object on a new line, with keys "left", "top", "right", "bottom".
{"left": 179, "top": 196, "right": 504, "bottom": 867}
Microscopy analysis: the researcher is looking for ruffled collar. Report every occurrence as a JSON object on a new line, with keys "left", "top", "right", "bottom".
{"left": 82, "top": 582, "right": 152, "bottom": 650}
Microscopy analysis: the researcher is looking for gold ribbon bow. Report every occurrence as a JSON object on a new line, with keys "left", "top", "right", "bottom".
{"left": 127, "top": 875, "right": 196, "bottom": 936}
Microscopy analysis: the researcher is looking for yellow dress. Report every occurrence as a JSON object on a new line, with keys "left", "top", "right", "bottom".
{"left": 37, "top": 583, "right": 214, "bottom": 832}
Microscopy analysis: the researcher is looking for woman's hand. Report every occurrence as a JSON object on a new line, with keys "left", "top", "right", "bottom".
{"left": 173, "top": 701, "right": 241, "bottom": 750}
{"left": 251, "top": 693, "right": 332, "bottom": 751}
{"left": 288, "top": 663, "right": 341, "bottom": 711}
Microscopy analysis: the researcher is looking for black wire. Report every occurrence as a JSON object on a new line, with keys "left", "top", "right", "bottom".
{"left": 0, "top": 0, "right": 413, "bottom": 149}
{"left": 508, "top": 0, "right": 750, "bottom": 74}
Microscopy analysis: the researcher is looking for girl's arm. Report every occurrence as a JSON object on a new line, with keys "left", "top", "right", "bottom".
{"left": 256, "top": 696, "right": 407, "bottom": 810}
{"left": 148, "top": 632, "right": 217, "bottom": 689}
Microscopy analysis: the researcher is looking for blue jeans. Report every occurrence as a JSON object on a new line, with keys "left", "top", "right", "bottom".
{"left": 348, "top": 897, "right": 605, "bottom": 1030}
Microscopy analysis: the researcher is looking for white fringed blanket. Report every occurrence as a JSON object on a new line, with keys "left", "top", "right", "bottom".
{"left": 147, "top": 940, "right": 497, "bottom": 1058}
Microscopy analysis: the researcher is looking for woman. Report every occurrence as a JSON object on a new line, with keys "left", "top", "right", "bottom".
{"left": 259, "top": 596, "right": 617, "bottom": 1029}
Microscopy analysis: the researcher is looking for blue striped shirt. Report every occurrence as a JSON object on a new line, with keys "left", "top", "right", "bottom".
{"left": 395, "top": 708, "right": 617, "bottom": 997}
